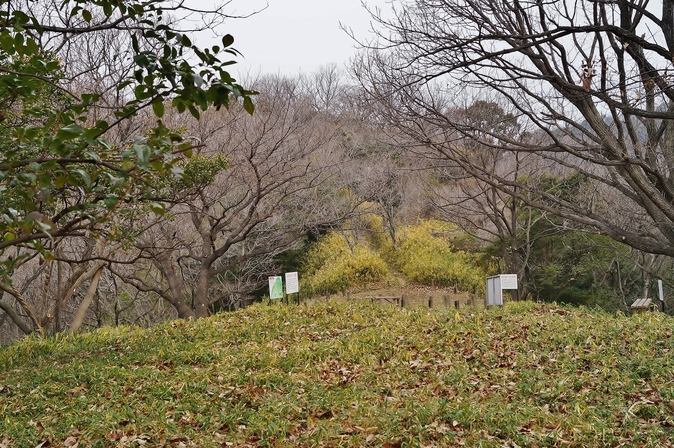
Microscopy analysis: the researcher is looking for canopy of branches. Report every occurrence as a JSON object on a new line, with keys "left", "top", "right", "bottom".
{"left": 354, "top": 0, "right": 674, "bottom": 256}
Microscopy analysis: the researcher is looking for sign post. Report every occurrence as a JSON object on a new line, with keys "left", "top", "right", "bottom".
{"left": 486, "top": 275, "right": 502, "bottom": 306}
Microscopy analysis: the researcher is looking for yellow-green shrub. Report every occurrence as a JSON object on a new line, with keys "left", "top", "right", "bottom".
{"left": 301, "top": 232, "right": 388, "bottom": 295}
{"left": 388, "top": 220, "right": 485, "bottom": 291}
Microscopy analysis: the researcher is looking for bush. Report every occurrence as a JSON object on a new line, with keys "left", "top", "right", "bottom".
{"left": 387, "top": 220, "right": 485, "bottom": 291}
{"left": 301, "top": 232, "right": 389, "bottom": 295}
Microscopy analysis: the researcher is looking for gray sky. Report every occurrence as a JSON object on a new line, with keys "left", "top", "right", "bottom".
{"left": 210, "top": 0, "right": 385, "bottom": 76}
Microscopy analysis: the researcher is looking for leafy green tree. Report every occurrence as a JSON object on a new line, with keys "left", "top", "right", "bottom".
{"left": 524, "top": 226, "right": 644, "bottom": 311}
{"left": 301, "top": 230, "right": 389, "bottom": 296}
{"left": 0, "top": 0, "right": 253, "bottom": 333}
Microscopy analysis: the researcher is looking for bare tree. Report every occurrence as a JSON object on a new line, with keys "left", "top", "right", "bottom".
{"left": 0, "top": 233, "right": 119, "bottom": 338}
{"left": 352, "top": 0, "right": 674, "bottom": 256}
{"left": 301, "top": 64, "right": 348, "bottom": 115}
{"left": 113, "top": 74, "right": 354, "bottom": 318}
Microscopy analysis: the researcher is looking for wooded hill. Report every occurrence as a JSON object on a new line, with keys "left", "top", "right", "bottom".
{"left": 3, "top": 0, "right": 674, "bottom": 343}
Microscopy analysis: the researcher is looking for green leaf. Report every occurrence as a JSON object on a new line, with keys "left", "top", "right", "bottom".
{"left": 69, "top": 6, "right": 82, "bottom": 18}
{"left": 25, "top": 37, "right": 38, "bottom": 55}
{"left": 74, "top": 169, "right": 92, "bottom": 188}
{"left": 149, "top": 202, "right": 165, "bottom": 215}
{"left": 187, "top": 104, "right": 200, "bottom": 120}
{"left": 57, "top": 124, "right": 84, "bottom": 140}
{"left": 131, "top": 34, "right": 140, "bottom": 53}
{"left": 103, "top": 195, "right": 119, "bottom": 209}
{"left": 81, "top": 93, "right": 100, "bottom": 106}
{"left": 30, "top": 16, "right": 44, "bottom": 35}
{"left": 35, "top": 217, "right": 56, "bottom": 233}
{"left": 103, "top": 2, "right": 113, "bottom": 17}
{"left": 152, "top": 100, "right": 164, "bottom": 118}
{"left": 82, "top": 9, "right": 92, "bottom": 22}
{"left": 20, "top": 172, "right": 37, "bottom": 184}
{"left": 243, "top": 96, "right": 255, "bottom": 115}
{"left": 0, "top": 31, "right": 14, "bottom": 52}
{"left": 192, "top": 74, "right": 204, "bottom": 87}
{"left": 107, "top": 174, "right": 126, "bottom": 188}
{"left": 14, "top": 33, "right": 24, "bottom": 55}
{"left": 135, "top": 145, "right": 149, "bottom": 164}
{"left": 222, "top": 34, "right": 234, "bottom": 47}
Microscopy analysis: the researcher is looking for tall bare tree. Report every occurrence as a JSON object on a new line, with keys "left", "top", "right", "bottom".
{"left": 114, "top": 74, "right": 354, "bottom": 318}
{"left": 352, "top": 0, "right": 674, "bottom": 256}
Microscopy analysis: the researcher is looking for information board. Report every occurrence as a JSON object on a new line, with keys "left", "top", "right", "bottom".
{"left": 268, "top": 276, "right": 283, "bottom": 299}
{"left": 500, "top": 274, "right": 518, "bottom": 290}
{"left": 285, "top": 272, "right": 299, "bottom": 294}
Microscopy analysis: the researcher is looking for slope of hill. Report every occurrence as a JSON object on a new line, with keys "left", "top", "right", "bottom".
{"left": 1, "top": 301, "right": 674, "bottom": 447}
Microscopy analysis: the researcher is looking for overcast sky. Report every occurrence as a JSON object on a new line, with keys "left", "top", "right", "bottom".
{"left": 203, "top": 0, "right": 387, "bottom": 76}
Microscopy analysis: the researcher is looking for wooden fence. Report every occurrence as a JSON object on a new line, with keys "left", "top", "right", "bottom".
{"left": 363, "top": 294, "right": 478, "bottom": 309}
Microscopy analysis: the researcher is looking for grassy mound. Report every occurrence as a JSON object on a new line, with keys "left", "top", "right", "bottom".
{"left": 2, "top": 301, "right": 674, "bottom": 447}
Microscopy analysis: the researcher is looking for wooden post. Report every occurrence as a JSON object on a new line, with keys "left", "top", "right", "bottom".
{"left": 444, "top": 294, "right": 450, "bottom": 307}
{"left": 401, "top": 294, "right": 408, "bottom": 307}
{"left": 454, "top": 300, "right": 460, "bottom": 309}
{"left": 428, "top": 295, "right": 433, "bottom": 309}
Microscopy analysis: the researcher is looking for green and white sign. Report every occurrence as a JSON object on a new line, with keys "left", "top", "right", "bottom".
{"left": 269, "top": 276, "right": 283, "bottom": 299}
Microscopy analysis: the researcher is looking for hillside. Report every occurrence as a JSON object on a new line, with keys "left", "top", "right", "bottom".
{"left": 1, "top": 301, "right": 674, "bottom": 447}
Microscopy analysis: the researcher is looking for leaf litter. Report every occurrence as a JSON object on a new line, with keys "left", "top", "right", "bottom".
{"left": 1, "top": 301, "right": 674, "bottom": 446}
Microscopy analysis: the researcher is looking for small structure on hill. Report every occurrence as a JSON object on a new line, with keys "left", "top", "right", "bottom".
{"left": 630, "top": 298, "right": 653, "bottom": 313}
{"left": 486, "top": 274, "right": 518, "bottom": 306}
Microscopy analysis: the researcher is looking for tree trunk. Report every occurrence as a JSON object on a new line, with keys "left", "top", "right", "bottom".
{"left": 69, "top": 266, "right": 104, "bottom": 333}
{"left": 0, "top": 283, "right": 42, "bottom": 334}
{"left": 194, "top": 266, "right": 211, "bottom": 318}
{"left": 0, "top": 297, "right": 33, "bottom": 335}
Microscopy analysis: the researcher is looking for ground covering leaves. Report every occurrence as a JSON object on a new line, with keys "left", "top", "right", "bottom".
{"left": 2, "top": 301, "right": 674, "bottom": 447}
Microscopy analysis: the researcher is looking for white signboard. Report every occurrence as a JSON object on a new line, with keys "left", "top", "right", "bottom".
{"left": 268, "top": 276, "right": 283, "bottom": 299}
{"left": 500, "top": 274, "right": 518, "bottom": 290}
{"left": 285, "top": 272, "right": 299, "bottom": 294}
